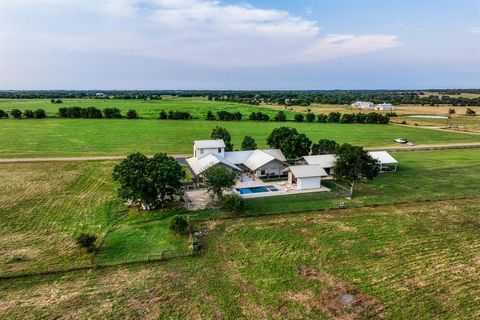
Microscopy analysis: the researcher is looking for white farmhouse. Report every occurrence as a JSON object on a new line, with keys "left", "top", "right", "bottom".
{"left": 352, "top": 101, "right": 375, "bottom": 109}
{"left": 186, "top": 140, "right": 288, "bottom": 183}
{"left": 285, "top": 165, "right": 328, "bottom": 190}
{"left": 375, "top": 103, "right": 395, "bottom": 111}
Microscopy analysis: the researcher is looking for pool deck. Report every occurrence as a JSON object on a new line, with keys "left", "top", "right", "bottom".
{"left": 235, "top": 175, "right": 330, "bottom": 199}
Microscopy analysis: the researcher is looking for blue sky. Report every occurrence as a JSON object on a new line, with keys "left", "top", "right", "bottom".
{"left": 0, "top": 0, "right": 479, "bottom": 90}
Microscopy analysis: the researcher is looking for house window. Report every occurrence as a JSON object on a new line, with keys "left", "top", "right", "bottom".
{"left": 218, "top": 148, "right": 221, "bottom": 153}
{"left": 261, "top": 170, "right": 266, "bottom": 176}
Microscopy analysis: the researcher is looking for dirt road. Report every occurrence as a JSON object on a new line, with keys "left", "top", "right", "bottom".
{"left": 1, "top": 143, "right": 480, "bottom": 164}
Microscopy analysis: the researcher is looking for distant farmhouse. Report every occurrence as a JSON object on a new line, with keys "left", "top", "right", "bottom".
{"left": 185, "top": 139, "right": 398, "bottom": 198}
{"left": 351, "top": 101, "right": 395, "bottom": 111}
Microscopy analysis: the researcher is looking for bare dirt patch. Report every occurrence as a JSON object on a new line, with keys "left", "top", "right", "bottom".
{"left": 297, "top": 266, "right": 385, "bottom": 319}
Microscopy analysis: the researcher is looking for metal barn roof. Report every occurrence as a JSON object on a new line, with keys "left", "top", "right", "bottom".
{"left": 303, "top": 155, "right": 337, "bottom": 168}
{"left": 194, "top": 139, "right": 226, "bottom": 149}
{"left": 186, "top": 154, "right": 241, "bottom": 176}
{"left": 285, "top": 165, "right": 328, "bottom": 178}
{"left": 368, "top": 151, "right": 398, "bottom": 164}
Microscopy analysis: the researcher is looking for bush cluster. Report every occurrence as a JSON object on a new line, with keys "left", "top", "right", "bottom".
{"left": 0, "top": 109, "right": 47, "bottom": 119}
{"left": 59, "top": 106, "right": 103, "bottom": 118}
{"left": 75, "top": 233, "right": 97, "bottom": 253}
{"left": 169, "top": 216, "right": 190, "bottom": 235}
{"left": 216, "top": 110, "right": 242, "bottom": 121}
{"left": 159, "top": 110, "right": 192, "bottom": 120}
{"left": 249, "top": 112, "right": 270, "bottom": 121}
{"left": 220, "top": 194, "right": 244, "bottom": 214}
{"left": 316, "top": 112, "right": 390, "bottom": 124}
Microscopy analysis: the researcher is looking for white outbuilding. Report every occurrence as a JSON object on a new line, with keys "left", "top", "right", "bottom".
{"left": 285, "top": 165, "right": 328, "bottom": 190}
{"left": 368, "top": 151, "right": 399, "bottom": 172}
{"left": 375, "top": 103, "right": 395, "bottom": 111}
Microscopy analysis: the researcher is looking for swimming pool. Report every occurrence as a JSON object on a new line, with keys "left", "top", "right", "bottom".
{"left": 236, "top": 185, "right": 279, "bottom": 195}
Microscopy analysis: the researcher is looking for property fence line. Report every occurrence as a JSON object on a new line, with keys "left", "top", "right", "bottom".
{"left": 1, "top": 249, "right": 193, "bottom": 280}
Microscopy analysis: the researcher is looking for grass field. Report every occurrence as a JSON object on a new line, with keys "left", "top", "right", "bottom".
{"left": 0, "top": 119, "right": 478, "bottom": 158}
{"left": 0, "top": 97, "right": 294, "bottom": 119}
{"left": 2, "top": 198, "right": 480, "bottom": 319}
{"left": 0, "top": 162, "right": 190, "bottom": 277}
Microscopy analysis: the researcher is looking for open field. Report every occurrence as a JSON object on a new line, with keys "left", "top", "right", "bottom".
{"left": 0, "top": 97, "right": 293, "bottom": 119}
{"left": 0, "top": 162, "right": 190, "bottom": 277}
{"left": 2, "top": 198, "right": 480, "bottom": 319}
{"left": 0, "top": 119, "right": 478, "bottom": 158}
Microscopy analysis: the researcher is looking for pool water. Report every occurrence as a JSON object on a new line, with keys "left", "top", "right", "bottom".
{"left": 237, "top": 185, "right": 279, "bottom": 195}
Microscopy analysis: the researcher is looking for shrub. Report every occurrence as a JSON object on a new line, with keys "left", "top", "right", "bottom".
{"left": 317, "top": 114, "right": 328, "bottom": 123}
{"left": 249, "top": 112, "right": 269, "bottom": 121}
{"left": 466, "top": 108, "right": 476, "bottom": 116}
{"left": 126, "top": 109, "right": 139, "bottom": 119}
{"left": 294, "top": 113, "right": 304, "bottom": 122}
{"left": 274, "top": 111, "right": 286, "bottom": 121}
{"left": 159, "top": 110, "right": 168, "bottom": 119}
{"left": 81, "top": 107, "right": 102, "bottom": 118}
{"left": 0, "top": 109, "right": 8, "bottom": 118}
{"left": 328, "top": 112, "right": 341, "bottom": 123}
{"left": 103, "top": 107, "right": 122, "bottom": 119}
{"left": 221, "top": 194, "right": 244, "bottom": 214}
{"left": 33, "top": 109, "right": 47, "bottom": 119}
{"left": 10, "top": 109, "right": 22, "bottom": 119}
{"left": 306, "top": 112, "right": 315, "bottom": 122}
{"left": 170, "top": 216, "right": 190, "bottom": 235}
{"left": 75, "top": 233, "right": 97, "bottom": 253}
{"left": 167, "top": 111, "right": 191, "bottom": 120}
{"left": 24, "top": 109, "right": 34, "bottom": 118}
{"left": 241, "top": 135, "right": 257, "bottom": 150}
{"left": 206, "top": 110, "right": 216, "bottom": 120}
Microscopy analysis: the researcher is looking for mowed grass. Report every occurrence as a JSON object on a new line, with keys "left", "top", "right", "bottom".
{"left": 2, "top": 198, "right": 480, "bottom": 319}
{"left": 0, "top": 119, "right": 478, "bottom": 158}
{"left": 0, "top": 162, "right": 190, "bottom": 277}
{"left": 0, "top": 97, "right": 292, "bottom": 119}
{"left": 244, "top": 148, "right": 480, "bottom": 215}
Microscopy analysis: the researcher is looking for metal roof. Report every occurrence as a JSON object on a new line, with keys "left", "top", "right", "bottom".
{"left": 368, "top": 151, "right": 398, "bottom": 164}
{"left": 303, "top": 155, "right": 336, "bottom": 168}
{"left": 285, "top": 165, "right": 328, "bottom": 178}
{"left": 186, "top": 154, "right": 241, "bottom": 176}
{"left": 224, "top": 149, "right": 287, "bottom": 171}
{"left": 194, "top": 139, "right": 226, "bottom": 149}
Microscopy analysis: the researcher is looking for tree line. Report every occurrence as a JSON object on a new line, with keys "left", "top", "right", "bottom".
{"left": 0, "top": 109, "right": 46, "bottom": 119}
{"left": 2, "top": 90, "right": 480, "bottom": 106}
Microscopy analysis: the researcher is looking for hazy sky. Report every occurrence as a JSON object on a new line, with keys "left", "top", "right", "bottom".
{"left": 0, "top": 0, "right": 479, "bottom": 90}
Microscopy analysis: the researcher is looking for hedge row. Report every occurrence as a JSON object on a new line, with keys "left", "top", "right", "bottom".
{"left": 0, "top": 109, "right": 46, "bottom": 119}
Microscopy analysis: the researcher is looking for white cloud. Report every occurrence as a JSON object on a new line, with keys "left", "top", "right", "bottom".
{"left": 0, "top": 0, "right": 401, "bottom": 66}
{"left": 470, "top": 26, "right": 480, "bottom": 34}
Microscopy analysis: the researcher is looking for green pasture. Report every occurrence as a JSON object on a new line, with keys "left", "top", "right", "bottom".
{"left": 0, "top": 119, "right": 478, "bottom": 158}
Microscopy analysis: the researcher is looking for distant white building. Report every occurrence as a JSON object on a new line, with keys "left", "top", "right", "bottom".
{"left": 351, "top": 101, "right": 375, "bottom": 109}
{"left": 375, "top": 103, "right": 395, "bottom": 111}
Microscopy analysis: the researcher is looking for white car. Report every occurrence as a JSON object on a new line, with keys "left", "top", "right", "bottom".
{"left": 394, "top": 138, "right": 408, "bottom": 144}
{"left": 407, "top": 141, "right": 416, "bottom": 146}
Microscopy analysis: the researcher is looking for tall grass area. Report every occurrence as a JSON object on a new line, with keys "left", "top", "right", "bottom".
{"left": 2, "top": 199, "right": 480, "bottom": 319}
{"left": 0, "top": 162, "right": 190, "bottom": 277}
{"left": 1, "top": 119, "right": 478, "bottom": 158}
